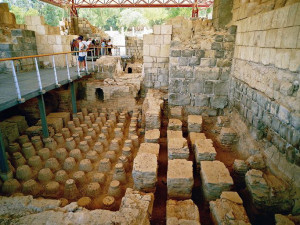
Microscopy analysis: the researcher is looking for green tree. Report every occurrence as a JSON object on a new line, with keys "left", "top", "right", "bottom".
{"left": 118, "top": 9, "right": 148, "bottom": 30}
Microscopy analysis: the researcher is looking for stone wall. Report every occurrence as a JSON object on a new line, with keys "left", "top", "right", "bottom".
{"left": 213, "top": 0, "right": 233, "bottom": 28}
{"left": 125, "top": 36, "right": 143, "bottom": 61}
{"left": 167, "top": 17, "right": 236, "bottom": 116}
{"left": 0, "top": 4, "right": 38, "bottom": 72}
{"left": 143, "top": 24, "right": 172, "bottom": 89}
{"left": 25, "top": 15, "right": 77, "bottom": 68}
{"left": 229, "top": 3, "right": 300, "bottom": 187}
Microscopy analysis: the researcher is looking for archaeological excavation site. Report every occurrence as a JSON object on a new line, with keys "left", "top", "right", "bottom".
{"left": 0, "top": 0, "right": 299, "bottom": 224}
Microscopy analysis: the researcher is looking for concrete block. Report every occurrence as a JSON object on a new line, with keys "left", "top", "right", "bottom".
{"left": 167, "top": 159, "right": 193, "bottom": 199}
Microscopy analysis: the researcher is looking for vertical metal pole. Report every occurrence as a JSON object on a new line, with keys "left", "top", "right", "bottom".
{"left": 76, "top": 52, "right": 81, "bottom": 78}
{"left": 11, "top": 60, "right": 22, "bottom": 101}
{"left": 70, "top": 82, "right": 77, "bottom": 114}
{"left": 65, "top": 54, "right": 71, "bottom": 81}
{"left": 37, "top": 95, "right": 49, "bottom": 138}
{"left": 0, "top": 130, "right": 9, "bottom": 174}
{"left": 85, "top": 51, "right": 88, "bottom": 73}
{"left": 91, "top": 50, "right": 95, "bottom": 71}
{"left": 34, "top": 57, "right": 43, "bottom": 92}
{"left": 52, "top": 55, "right": 59, "bottom": 86}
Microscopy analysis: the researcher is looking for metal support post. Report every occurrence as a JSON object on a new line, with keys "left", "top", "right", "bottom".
{"left": 91, "top": 50, "right": 95, "bottom": 71}
{"left": 76, "top": 52, "right": 81, "bottom": 78}
{"left": 11, "top": 60, "right": 24, "bottom": 103}
{"left": 70, "top": 82, "right": 77, "bottom": 114}
{"left": 37, "top": 95, "right": 49, "bottom": 138}
{"left": 34, "top": 57, "right": 45, "bottom": 94}
{"left": 0, "top": 130, "right": 10, "bottom": 176}
{"left": 85, "top": 53, "right": 88, "bottom": 73}
{"left": 52, "top": 55, "right": 60, "bottom": 87}
{"left": 65, "top": 54, "right": 71, "bottom": 81}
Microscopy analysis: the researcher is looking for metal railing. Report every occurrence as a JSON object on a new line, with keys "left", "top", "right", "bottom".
{"left": 0, "top": 46, "right": 123, "bottom": 104}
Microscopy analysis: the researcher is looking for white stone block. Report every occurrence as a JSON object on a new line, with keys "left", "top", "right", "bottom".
{"left": 167, "top": 159, "right": 193, "bottom": 198}
{"left": 138, "top": 143, "right": 160, "bottom": 157}
{"left": 161, "top": 25, "right": 172, "bottom": 35}
{"left": 143, "top": 34, "right": 154, "bottom": 45}
{"left": 168, "top": 138, "right": 189, "bottom": 160}
{"left": 154, "top": 35, "right": 163, "bottom": 45}
{"left": 150, "top": 45, "right": 160, "bottom": 57}
{"left": 143, "top": 45, "right": 150, "bottom": 56}
{"left": 153, "top": 25, "right": 161, "bottom": 34}
{"left": 160, "top": 44, "right": 170, "bottom": 57}
{"left": 188, "top": 115, "right": 203, "bottom": 133}
{"left": 200, "top": 161, "right": 233, "bottom": 201}
{"left": 163, "top": 35, "right": 171, "bottom": 44}
{"left": 133, "top": 153, "right": 158, "bottom": 192}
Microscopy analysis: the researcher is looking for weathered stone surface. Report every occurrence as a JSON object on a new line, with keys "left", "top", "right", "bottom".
{"left": 145, "top": 129, "right": 160, "bottom": 143}
{"left": 168, "top": 137, "right": 189, "bottom": 160}
{"left": 138, "top": 143, "right": 160, "bottom": 157}
{"left": 168, "top": 119, "right": 182, "bottom": 131}
{"left": 233, "top": 159, "right": 249, "bottom": 175}
{"left": 245, "top": 169, "right": 294, "bottom": 213}
{"left": 200, "top": 161, "right": 233, "bottom": 201}
{"left": 133, "top": 153, "right": 158, "bottom": 192}
{"left": 194, "top": 139, "right": 216, "bottom": 167}
{"left": 275, "top": 214, "right": 295, "bottom": 225}
{"left": 210, "top": 192, "right": 250, "bottom": 225}
{"left": 188, "top": 115, "right": 203, "bottom": 133}
{"left": 246, "top": 153, "right": 266, "bottom": 170}
{"left": 167, "top": 130, "right": 183, "bottom": 142}
{"left": 167, "top": 159, "right": 194, "bottom": 199}
{"left": 166, "top": 199, "right": 200, "bottom": 225}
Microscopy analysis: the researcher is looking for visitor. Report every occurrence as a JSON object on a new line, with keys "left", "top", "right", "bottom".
{"left": 101, "top": 39, "right": 106, "bottom": 56}
{"left": 107, "top": 39, "right": 113, "bottom": 56}
{"left": 78, "top": 36, "right": 87, "bottom": 72}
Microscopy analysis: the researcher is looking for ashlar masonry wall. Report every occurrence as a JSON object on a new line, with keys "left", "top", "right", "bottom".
{"left": 125, "top": 36, "right": 143, "bottom": 61}
{"left": 143, "top": 24, "right": 172, "bottom": 89}
{"left": 229, "top": 3, "right": 300, "bottom": 187}
{"left": 167, "top": 17, "right": 236, "bottom": 116}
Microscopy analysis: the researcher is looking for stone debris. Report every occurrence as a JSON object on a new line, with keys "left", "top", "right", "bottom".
{"left": 194, "top": 139, "right": 216, "bottom": 168}
{"left": 145, "top": 129, "right": 160, "bottom": 143}
{"left": 188, "top": 115, "right": 203, "bottom": 133}
{"left": 219, "top": 127, "right": 237, "bottom": 147}
{"left": 209, "top": 191, "right": 250, "bottom": 225}
{"left": 138, "top": 143, "right": 160, "bottom": 157}
{"left": 233, "top": 159, "right": 249, "bottom": 175}
{"left": 166, "top": 199, "right": 200, "bottom": 225}
{"left": 200, "top": 161, "right": 233, "bottom": 201}
{"left": 245, "top": 169, "right": 294, "bottom": 213}
{"left": 168, "top": 119, "right": 182, "bottom": 131}
{"left": 132, "top": 153, "right": 158, "bottom": 192}
{"left": 167, "top": 159, "right": 193, "bottom": 199}
{"left": 0, "top": 188, "right": 154, "bottom": 225}
{"left": 168, "top": 137, "right": 189, "bottom": 160}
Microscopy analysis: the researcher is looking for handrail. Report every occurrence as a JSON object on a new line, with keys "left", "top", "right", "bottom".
{"left": 0, "top": 46, "right": 123, "bottom": 62}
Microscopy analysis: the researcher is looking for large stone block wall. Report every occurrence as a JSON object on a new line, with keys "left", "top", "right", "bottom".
{"left": 125, "top": 36, "right": 143, "bottom": 61}
{"left": 229, "top": 3, "right": 300, "bottom": 185}
{"left": 25, "top": 16, "right": 77, "bottom": 68}
{"left": 213, "top": 0, "right": 233, "bottom": 28}
{"left": 167, "top": 18, "right": 236, "bottom": 115}
{"left": 143, "top": 24, "right": 172, "bottom": 89}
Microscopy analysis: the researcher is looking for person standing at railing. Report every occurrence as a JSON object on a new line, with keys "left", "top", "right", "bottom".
{"left": 78, "top": 36, "right": 88, "bottom": 72}
{"left": 101, "top": 39, "right": 106, "bottom": 56}
{"left": 107, "top": 39, "right": 113, "bottom": 56}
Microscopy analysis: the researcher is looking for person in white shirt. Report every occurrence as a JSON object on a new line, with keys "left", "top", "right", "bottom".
{"left": 78, "top": 36, "right": 87, "bottom": 71}
{"left": 107, "top": 39, "right": 113, "bottom": 55}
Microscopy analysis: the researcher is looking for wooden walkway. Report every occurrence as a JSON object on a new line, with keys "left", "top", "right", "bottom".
{"left": 0, "top": 65, "right": 93, "bottom": 112}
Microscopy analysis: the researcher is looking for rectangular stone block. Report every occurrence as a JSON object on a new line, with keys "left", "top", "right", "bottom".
{"left": 167, "top": 159, "right": 194, "bottom": 199}
{"left": 160, "top": 44, "right": 170, "bottom": 57}
{"left": 167, "top": 200, "right": 200, "bottom": 225}
{"left": 167, "top": 130, "right": 183, "bottom": 142}
{"left": 133, "top": 153, "right": 158, "bottom": 192}
{"left": 138, "top": 143, "right": 160, "bottom": 157}
{"left": 168, "top": 137, "right": 189, "bottom": 160}
{"left": 153, "top": 25, "right": 161, "bottom": 34}
{"left": 200, "top": 161, "right": 234, "bottom": 201}
{"left": 188, "top": 115, "right": 203, "bottom": 133}
{"left": 144, "top": 34, "right": 154, "bottom": 45}
{"left": 163, "top": 35, "right": 171, "bottom": 44}
{"left": 161, "top": 25, "right": 172, "bottom": 35}
{"left": 195, "top": 139, "right": 216, "bottom": 167}
{"left": 189, "top": 132, "right": 206, "bottom": 148}
{"left": 168, "top": 119, "right": 182, "bottom": 131}
{"left": 150, "top": 45, "right": 160, "bottom": 57}
{"left": 145, "top": 129, "right": 160, "bottom": 143}
{"left": 170, "top": 106, "right": 183, "bottom": 120}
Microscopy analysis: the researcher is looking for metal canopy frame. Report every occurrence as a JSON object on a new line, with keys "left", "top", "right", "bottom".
{"left": 40, "top": 0, "right": 213, "bottom": 8}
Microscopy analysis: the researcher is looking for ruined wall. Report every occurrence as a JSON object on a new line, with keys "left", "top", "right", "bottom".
{"left": 213, "top": 0, "right": 233, "bottom": 28}
{"left": 167, "top": 17, "right": 236, "bottom": 116}
{"left": 0, "top": 4, "right": 38, "bottom": 72}
{"left": 229, "top": 3, "right": 300, "bottom": 185}
{"left": 125, "top": 36, "right": 143, "bottom": 61}
{"left": 25, "top": 16, "right": 77, "bottom": 68}
{"left": 143, "top": 25, "right": 172, "bottom": 89}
